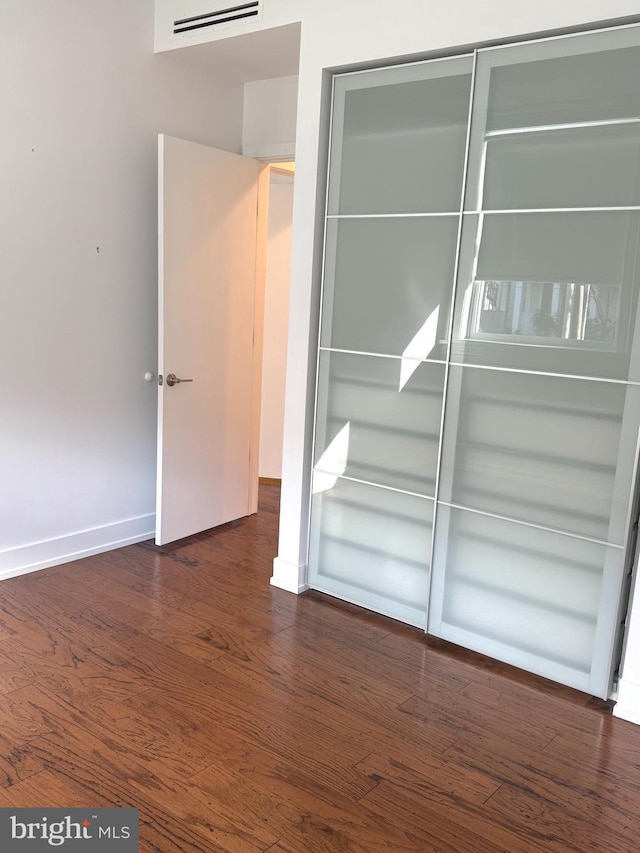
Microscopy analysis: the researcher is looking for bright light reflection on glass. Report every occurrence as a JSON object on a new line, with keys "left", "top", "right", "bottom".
{"left": 466, "top": 280, "right": 620, "bottom": 350}
{"left": 313, "top": 422, "right": 351, "bottom": 494}
{"left": 399, "top": 305, "right": 440, "bottom": 391}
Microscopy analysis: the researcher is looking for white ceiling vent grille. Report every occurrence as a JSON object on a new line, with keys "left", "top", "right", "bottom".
{"left": 173, "top": 1, "right": 262, "bottom": 35}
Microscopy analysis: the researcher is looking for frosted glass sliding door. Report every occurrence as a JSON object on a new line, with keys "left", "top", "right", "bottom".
{"left": 309, "top": 23, "right": 640, "bottom": 697}
{"left": 429, "top": 26, "right": 640, "bottom": 697}
{"left": 314, "top": 353, "right": 446, "bottom": 496}
{"left": 451, "top": 211, "right": 640, "bottom": 379}
{"left": 437, "top": 368, "right": 640, "bottom": 545}
{"left": 308, "top": 55, "right": 473, "bottom": 626}
{"left": 309, "top": 479, "right": 434, "bottom": 627}
{"left": 320, "top": 218, "right": 458, "bottom": 361}
{"left": 430, "top": 507, "right": 624, "bottom": 686}
{"left": 327, "top": 56, "right": 473, "bottom": 215}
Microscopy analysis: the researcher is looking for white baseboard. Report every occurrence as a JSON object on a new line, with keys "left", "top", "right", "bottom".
{"left": 0, "top": 515, "right": 156, "bottom": 581}
{"left": 270, "top": 556, "right": 309, "bottom": 594}
{"left": 613, "top": 678, "right": 640, "bottom": 726}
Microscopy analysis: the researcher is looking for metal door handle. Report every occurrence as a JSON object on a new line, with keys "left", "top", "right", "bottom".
{"left": 166, "top": 373, "right": 193, "bottom": 387}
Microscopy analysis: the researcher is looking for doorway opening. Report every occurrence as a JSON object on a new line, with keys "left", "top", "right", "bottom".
{"left": 257, "top": 161, "right": 295, "bottom": 490}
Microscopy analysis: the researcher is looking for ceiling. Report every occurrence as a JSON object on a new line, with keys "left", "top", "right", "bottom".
{"left": 162, "top": 22, "right": 301, "bottom": 84}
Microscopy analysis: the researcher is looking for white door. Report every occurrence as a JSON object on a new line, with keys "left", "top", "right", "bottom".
{"left": 156, "top": 134, "right": 260, "bottom": 545}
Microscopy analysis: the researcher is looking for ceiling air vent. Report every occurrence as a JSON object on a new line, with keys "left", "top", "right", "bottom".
{"left": 174, "top": 1, "right": 262, "bottom": 35}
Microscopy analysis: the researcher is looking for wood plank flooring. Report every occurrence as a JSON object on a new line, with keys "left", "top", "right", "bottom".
{"left": 0, "top": 485, "right": 639, "bottom": 851}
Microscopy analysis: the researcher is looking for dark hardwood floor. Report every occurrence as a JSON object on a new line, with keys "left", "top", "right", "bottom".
{"left": 0, "top": 485, "right": 639, "bottom": 851}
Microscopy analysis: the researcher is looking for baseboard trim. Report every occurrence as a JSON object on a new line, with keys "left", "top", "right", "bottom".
{"left": 271, "top": 556, "right": 308, "bottom": 594}
{"left": 0, "top": 515, "right": 156, "bottom": 581}
{"left": 270, "top": 576, "right": 311, "bottom": 595}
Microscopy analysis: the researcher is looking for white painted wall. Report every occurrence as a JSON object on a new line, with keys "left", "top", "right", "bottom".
{"left": 0, "top": 0, "right": 244, "bottom": 578}
{"left": 243, "top": 75, "right": 298, "bottom": 159}
{"left": 259, "top": 173, "right": 294, "bottom": 480}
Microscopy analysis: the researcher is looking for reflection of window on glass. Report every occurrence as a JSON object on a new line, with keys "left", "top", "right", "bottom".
{"left": 466, "top": 279, "right": 620, "bottom": 351}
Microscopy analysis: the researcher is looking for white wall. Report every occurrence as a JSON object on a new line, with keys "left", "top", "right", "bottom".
{"left": 0, "top": 0, "right": 244, "bottom": 578}
{"left": 259, "top": 173, "right": 294, "bottom": 480}
{"left": 243, "top": 75, "right": 298, "bottom": 159}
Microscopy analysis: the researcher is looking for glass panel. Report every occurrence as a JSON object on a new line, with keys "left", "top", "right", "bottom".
{"left": 314, "top": 352, "right": 445, "bottom": 496}
{"left": 328, "top": 56, "right": 472, "bottom": 214}
{"left": 321, "top": 217, "right": 458, "bottom": 358}
{"left": 308, "top": 478, "right": 433, "bottom": 627}
{"left": 466, "top": 27, "right": 640, "bottom": 210}
{"left": 467, "top": 279, "right": 621, "bottom": 349}
{"left": 428, "top": 505, "right": 623, "bottom": 692}
{"left": 439, "top": 366, "right": 640, "bottom": 544}
{"left": 480, "top": 124, "right": 640, "bottom": 211}
{"left": 451, "top": 212, "right": 640, "bottom": 380}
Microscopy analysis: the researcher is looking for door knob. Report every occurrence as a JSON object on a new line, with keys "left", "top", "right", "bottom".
{"left": 166, "top": 373, "right": 193, "bottom": 387}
